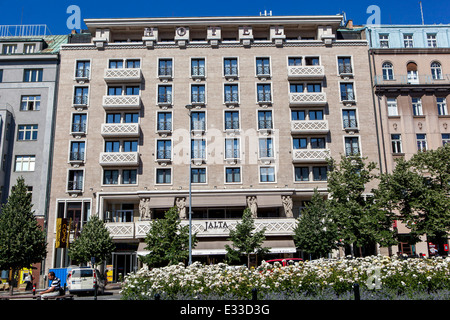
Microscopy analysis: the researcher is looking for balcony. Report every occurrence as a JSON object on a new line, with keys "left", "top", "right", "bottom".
{"left": 287, "top": 65, "right": 325, "bottom": 79}
{"left": 99, "top": 152, "right": 139, "bottom": 166}
{"left": 292, "top": 149, "right": 329, "bottom": 163}
{"left": 104, "top": 68, "right": 142, "bottom": 82}
{"left": 289, "top": 92, "right": 327, "bottom": 106}
{"left": 101, "top": 123, "right": 140, "bottom": 137}
{"left": 291, "top": 120, "right": 329, "bottom": 134}
{"left": 102, "top": 95, "right": 141, "bottom": 110}
{"left": 374, "top": 74, "right": 450, "bottom": 86}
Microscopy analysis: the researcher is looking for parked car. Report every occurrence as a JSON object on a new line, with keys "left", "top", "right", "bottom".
{"left": 67, "top": 267, "right": 106, "bottom": 295}
{"left": 264, "top": 258, "right": 303, "bottom": 267}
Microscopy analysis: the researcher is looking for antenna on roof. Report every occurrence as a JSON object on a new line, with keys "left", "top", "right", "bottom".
{"left": 419, "top": 1, "right": 424, "bottom": 25}
{"left": 259, "top": 10, "right": 272, "bottom": 16}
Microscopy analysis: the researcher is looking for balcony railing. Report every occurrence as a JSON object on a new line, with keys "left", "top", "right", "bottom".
{"left": 224, "top": 66, "right": 238, "bottom": 77}
{"left": 158, "top": 67, "right": 172, "bottom": 78}
{"left": 191, "top": 150, "right": 206, "bottom": 160}
{"left": 102, "top": 95, "right": 141, "bottom": 109}
{"left": 69, "top": 151, "right": 85, "bottom": 162}
{"left": 104, "top": 68, "right": 142, "bottom": 82}
{"left": 67, "top": 180, "right": 83, "bottom": 192}
{"left": 191, "top": 67, "right": 205, "bottom": 78}
{"left": 225, "top": 120, "right": 240, "bottom": 130}
{"left": 292, "top": 149, "right": 329, "bottom": 163}
{"left": 289, "top": 92, "right": 327, "bottom": 105}
{"left": 343, "top": 119, "right": 358, "bottom": 130}
{"left": 258, "top": 120, "right": 273, "bottom": 130}
{"left": 73, "top": 95, "right": 88, "bottom": 106}
{"left": 101, "top": 123, "right": 140, "bottom": 137}
{"left": 224, "top": 92, "right": 239, "bottom": 104}
{"left": 156, "top": 150, "right": 172, "bottom": 161}
{"left": 374, "top": 74, "right": 450, "bottom": 86}
{"left": 291, "top": 120, "right": 329, "bottom": 134}
{"left": 257, "top": 93, "right": 272, "bottom": 104}
{"left": 191, "top": 121, "right": 206, "bottom": 132}
{"left": 157, "top": 121, "right": 172, "bottom": 131}
{"left": 225, "top": 149, "right": 240, "bottom": 159}
{"left": 99, "top": 152, "right": 139, "bottom": 166}
{"left": 71, "top": 123, "right": 86, "bottom": 134}
{"left": 158, "top": 94, "right": 172, "bottom": 105}
{"left": 191, "top": 93, "right": 205, "bottom": 105}
{"left": 75, "top": 68, "right": 90, "bottom": 79}
{"left": 287, "top": 65, "right": 325, "bottom": 79}
{"left": 259, "top": 148, "right": 274, "bottom": 159}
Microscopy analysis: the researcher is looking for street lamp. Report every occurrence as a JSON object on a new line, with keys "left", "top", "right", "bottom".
{"left": 185, "top": 104, "right": 193, "bottom": 265}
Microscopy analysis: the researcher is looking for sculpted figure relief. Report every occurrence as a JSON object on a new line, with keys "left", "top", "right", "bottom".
{"left": 247, "top": 196, "right": 257, "bottom": 218}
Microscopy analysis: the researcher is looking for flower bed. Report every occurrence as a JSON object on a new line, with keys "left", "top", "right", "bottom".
{"left": 120, "top": 255, "right": 450, "bottom": 300}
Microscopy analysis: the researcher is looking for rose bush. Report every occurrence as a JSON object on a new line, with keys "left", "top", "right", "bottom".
{"left": 120, "top": 255, "right": 450, "bottom": 300}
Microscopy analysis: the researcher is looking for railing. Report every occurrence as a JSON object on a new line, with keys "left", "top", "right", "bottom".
{"left": 71, "top": 123, "right": 86, "bottom": 134}
{"left": 258, "top": 120, "right": 273, "bottom": 130}
{"left": 225, "top": 120, "right": 240, "bottom": 130}
{"left": 191, "top": 150, "right": 206, "bottom": 159}
{"left": 288, "top": 65, "right": 325, "bottom": 78}
{"left": 289, "top": 92, "right": 327, "bottom": 105}
{"left": 99, "top": 152, "right": 139, "bottom": 166}
{"left": 256, "top": 66, "right": 270, "bottom": 76}
{"left": 292, "top": 149, "right": 329, "bottom": 162}
{"left": 73, "top": 95, "right": 88, "bottom": 106}
{"left": 158, "top": 94, "right": 172, "bottom": 104}
{"left": 101, "top": 123, "right": 139, "bottom": 137}
{"left": 67, "top": 180, "right": 83, "bottom": 191}
{"left": 0, "top": 24, "right": 50, "bottom": 38}
{"left": 69, "top": 152, "right": 84, "bottom": 161}
{"left": 257, "top": 93, "right": 272, "bottom": 103}
{"left": 158, "top": 67, "right": 172, "bottom": 77}
{"left": 338, "top": 65, "right": 353, "bottom": 75}
{"left": 343, "top": 119, "right": 358, "bottom": 130}
{"left": 157, "top": 150, "right": 172, "bottom": 160}
{"left": 75, "top": 69, "right": 90, "bottom": 79}
{"left": 224, "top": 66, "right": 238, "bottom": 77}
{"left": 341, "top": 91, "right": 356, "bottom": 102}
{"left": 106, "top": 218, "right": 298, "bottom": 239}
{"left": 291, "top": 120, "right": 329, "bottom": 133}
{"left": 191, "top": 93, "right": 205, "bottom": 104}
{"left": 157, "top": 121, "right": 172, "bottom": 131}
{"left": 191, "top": 67, "right": 205, "bottom": 77}
{"left": 104, "top": 68, "right": 142, "bottom": 82}
{"left": 259, "top": 148, "right": 274, "bottom": 159}
{"left": 191, "top": 121, "right": 206, "bottom": 131}
{"left": 102, "top": 95, "right": 141, "bottom": 109}
{"left": 225, "top": 149, "right": 240, "bottom": 159}
{"left": 374, "top": 74, "right": 450, "bottom": 86}
{"left": 224, "top": 92, "right": 239, "bottom": 104}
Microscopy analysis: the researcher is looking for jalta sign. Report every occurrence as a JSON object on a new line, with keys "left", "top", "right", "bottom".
{"left": 204, "top": 220, "right": 229, "bottom": 232}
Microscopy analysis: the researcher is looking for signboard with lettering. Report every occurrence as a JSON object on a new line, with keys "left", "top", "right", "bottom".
{"left": 55, "top": 218, "right": 68, "bottom": 248}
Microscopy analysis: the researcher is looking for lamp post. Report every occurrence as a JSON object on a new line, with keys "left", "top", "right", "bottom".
{"left": 185, "top": 104, "right": 193, "bottom": 265}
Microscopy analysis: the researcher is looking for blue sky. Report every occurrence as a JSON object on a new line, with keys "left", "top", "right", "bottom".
{"left": 0, "top": 0, "right": 449, "bottom": 35}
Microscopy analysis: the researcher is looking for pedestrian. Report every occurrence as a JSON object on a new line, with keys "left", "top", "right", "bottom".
{"left": 39, "top": 272, "right": 61, "bottom": 299}
{"left": 24, "top": 273, "right": 33, "bottom": 291}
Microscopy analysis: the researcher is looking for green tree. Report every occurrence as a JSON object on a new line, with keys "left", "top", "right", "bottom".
{"left": 327, "top": 155, "right": 396, "bottom": 256}
{"left": 140, "top": 206, "right": 196, "bottom": 268}
{"left": 293, "top": 190, "right": 338, "bottom": 258}
{"left": 225, "top": 208, "right": 270, "bottom": 267}
{"left": 0, "top": 177, "right": 47, "bottom": 295}
{"left": 68, "top": 215, "right": 115, "bottom": 267}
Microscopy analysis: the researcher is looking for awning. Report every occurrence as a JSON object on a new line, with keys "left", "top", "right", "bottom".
{"left": 257, "top": 195, "right": 283, "bottom": 208}
{"left": 263, "top": 239, "right": 297, "bottom": 254}
{"left": 149, "top": 197, "right": 175, "bottom": 208}
{"left": 186, "top": 195, "right": 247, "bottom": 207}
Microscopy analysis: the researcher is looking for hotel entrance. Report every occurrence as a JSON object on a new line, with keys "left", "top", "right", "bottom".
{"left": 111, "top": 252, "right": 137, "bottom": 283}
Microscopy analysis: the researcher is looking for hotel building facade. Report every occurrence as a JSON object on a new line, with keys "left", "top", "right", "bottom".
{"left": 367, "top": 24, "right": 450, "bottom": 256}
{"left": 45, "top": 15, "right": 381, "bottom": 279}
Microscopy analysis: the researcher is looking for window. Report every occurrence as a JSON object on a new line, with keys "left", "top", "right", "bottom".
{"left": 224, "top": 58, "right": 238, "bottom": 76}
{"left": 225, "top": 167, "right": 241, "bottom": 183}
{"left": 340, "top": 83, "right": 355, "bottom": 101}
{"left": 72, "top": 114, "right": 87, "bottom": 133}
{"left": 342, "top": 109, "right": 357, "bottom": 129}
{"left": 106, "top": 113, "right": 121, "bottom": 124}
{"left": 191, "top": 168, "right": 206, "bottom": 183}
{"left": 345, "top": 137, "right": 360, "bottom": 156}
{"left": 157, "top": 140, "right": 171, "bottom": 160}
{"left": 258, "top": 111, "right": 273, "bottom": 129}
{"left": 191, "top": 58, "right": 205, "bottom": 77}
{"left": 307, "top": 83, "right": 321, "bottom": 93}
{"left": 158, "top": 59, "right": 172, "bottom": 77}
{"left": 68, "top": 170, "right": 83, "bottom": 191}
{"left": 0, "top": 69, "right": 2, "bottom": 82}
{"left": 412, "top": 97, "right": 423, "bottom": 116}
{"left": 291, "top": 110, "right": 305, "bottom": 121}
{"left": 158, "top": 85, "right": 172, "bottom": 104}
{"left": 18, "top": 125, "right": 38, "bottom": 141}
{"left": 382, "top": 62, "right": 394, "bottom": 80}
{"left": 403, "top": 34, "right": 413, "bottom": 48}
{"left": 20, "top": 95, "right": 40, "bottom": 111}
{"left": 224, "top": 84, "right": 239, "bottom": 103}
{"left": 225, "top": 111, "right": 239, "bottom": 130}
{"left": 256, "top": 57, "right": 270, "bottom": 76}
{"left": 3, "top": 44, "right": 17, "bottom": 54}
{"left": 156, "top": 168, "right": 172, "bottom": 184}
{"left": 416, "top": 134, "right": 427, "bottom": 152}
{"left": 431, "top": 62, "right": 442, "bottom": 80}
{"left": 191, "top": 111, "right": 206, "bottom": 131}
{"left": 24, "top": 44, "right": 36, "bottom": 53}
{"left": 74, "top": 87, "right": 89, "bottom": 105}
{"left": 311, "top": 137, "right": 326, "bottom": 149}
{"left": 124, "top": 113, "right": 139, "bottom": 123}
{"left": 387, "top": 98, "right": 398, "bottom": 116}
{"left": 391, "top": 134, "right": 402, "bottom": 154}
{"left": 126, "top": 86, "right": 139, "bottom": 95}
{"left": 427, "top": 34, "right": 437, "bottom": 47}
{"left": 295, "top": 167, "right": 309, "bottom": 181}
{"left": 225, "top": 138, "right": 240, "bottom": 159}
{"left": 293, "top": 138, "right": 307, "bottom": 149}
{"left": 379, "top": 34, "right": 389, "bottom": 48}
{"left": 312, "top": 166, "right": 327, "bottom": 181}
{"left": 23, "top": 69, "right": 42, "bottom": 82}
{"left": 70, "top": 142, "right": 85, "bottom": 161}
{"left": 259, "top": 138, "right": 273, "bottom": 158}
{"left": 109, "top": 60, "right": 122, "bottom": 68}
{"left": 122, "top": 169, "right": 137, "bottom": 184}
{"left": 126, "top": 60, "right": 140, "bottom": 68}
{"left": 191, "top": 139, "right": 206, "bottom": 159}
{"left": 123, "top": 140, "right": 138, "bottom": 152}
{"left": 288, "top": 57, "right": 302, "bottom": 66}
{"left": 260, "top": 166, "right": 275, "bottom": 182}
{"left": 191, "top": 85, "right": 205, "bottom": 103}
{"left": 76, "top": 61, "right": 90, "bottom": 78}
{"left": 108, "top": 86, "right": 122, "bottom": 96}
{"left": 103, "top": 170, "right": 119, "bottom": 185}
{"left": 157, "top": 112, "right": 172, "bottom": 131}
{"left": 290, "top": 83, "right": 304, "bottom": 93}
{"left": 309, "top": 110, "right": 323, "bottom": 120}
{"left": 257, "top": 84, "right": 271, "bottom": 102}
{"left": 305, "top": 57, "right": 319, "bottom": 66}
{"left": 15, "top": 155, "right": 35, "bottom": 172}
{"left": 338, "top": 57, "right": 352, "bottom": 74}
{"left": 105, "top": 141, "right": 120, "bottom": 152}
{"left": 407, "top": 62, "right": 419, "bottom": 83}
{"left": 437, "top": 97, "right": 448, "bottom": 116}
{"left": 442, "top": 134, "right": 450, "bottom": 146}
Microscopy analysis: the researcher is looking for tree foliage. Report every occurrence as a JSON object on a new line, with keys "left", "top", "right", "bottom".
{"left": 225, "top": 208, "right": 270, "bottom": 267}
{"left": 0, "top": 177, "right": 47, "bottom": 294}
{"left": 140, "top": 206, "right": 196, "bottom": 268}
{"left": 68, "top": 215, "right": 115, "bottom": 267}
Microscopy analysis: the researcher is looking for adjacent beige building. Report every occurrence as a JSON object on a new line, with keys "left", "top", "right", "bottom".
{"left": 46, "top": 15, "right": 380, "bottom": 279}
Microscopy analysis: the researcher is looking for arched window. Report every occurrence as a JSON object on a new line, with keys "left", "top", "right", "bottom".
{"left": 407, "top": 62, "right": 418, "bottom": 84}
{"left": 382, "top": 62, "right": 394, "bottom": 80}
{"left": 431, "top": 61, "right": 442, "bottom": 80}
